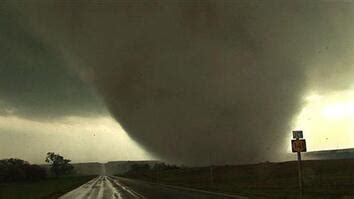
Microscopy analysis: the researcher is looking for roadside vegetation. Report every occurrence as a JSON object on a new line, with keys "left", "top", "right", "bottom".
{"left": 120, "top": 159, "right": 354, "bottom": 199}
{"left": 0, "top": 158, "right": 46, "bottom": 182}
{"left": 0, "top": 153, "right": 95, "bottom": 199}
{"left": 0, "top": 175, "right": 95, "bottom": 199}
{"left": 45, "top": 152, "right": 74, "bottom": 176}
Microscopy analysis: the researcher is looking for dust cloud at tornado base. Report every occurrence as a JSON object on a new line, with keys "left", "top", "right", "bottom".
{"left": 13, "top": 1, "right": 354, "bottom": 165}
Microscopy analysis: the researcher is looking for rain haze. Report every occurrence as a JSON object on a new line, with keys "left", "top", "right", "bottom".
{"left": 1, "top": 0, "right": 354, "bottom": 166}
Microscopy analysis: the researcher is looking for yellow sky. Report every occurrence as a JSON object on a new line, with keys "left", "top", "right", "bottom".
{"left": 0, "top": 115, "right": 153, "bottom": 164}
{"left": 291, "top": 88, "right": 354, "bottom": 152}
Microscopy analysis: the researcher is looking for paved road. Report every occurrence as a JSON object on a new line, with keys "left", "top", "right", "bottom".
{"left": 60, "top": 176, "right": 247, "bottom": 199}
{"left": 59, "top": 176, "right": 142, "bottom": 199}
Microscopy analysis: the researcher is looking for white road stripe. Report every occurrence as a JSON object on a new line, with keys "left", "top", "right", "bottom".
{"left": 96, "top": 176, "right": 105, "bottom": 199}
{"left": 105, "top": 176, "right": 122, "bottom": 199}
{"left": 109, "top": 176, "right": 146, "bottom": 199}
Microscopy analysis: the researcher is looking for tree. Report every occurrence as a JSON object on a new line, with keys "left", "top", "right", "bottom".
{"left": 45, "top": 152, "right": 74, "bottom": 176}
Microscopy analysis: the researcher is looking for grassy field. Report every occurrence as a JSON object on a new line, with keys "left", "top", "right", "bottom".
{"left": 0, "top": 175, "right": 96, "bottom": 199}
{"left": 121, "top": 159, "right": 354, "bottom": 199}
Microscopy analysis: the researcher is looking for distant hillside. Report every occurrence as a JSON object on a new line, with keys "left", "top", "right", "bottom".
{"left": 304, "top": 148, "right": 354, "bottom": 160}
{"left": 40, "top": 160, "right": 161, "bottom": 176}
{"left": 72, "top": 162, "right": 104, "bottom": 176}
{"left": 41, "top": 148, "right": 354, "bottom": 177}
{"left": 105, "top": 160, "right": 161, "bottom": 175}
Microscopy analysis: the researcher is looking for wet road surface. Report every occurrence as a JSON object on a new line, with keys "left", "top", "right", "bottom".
{"left": 59, "top": 176, "right": 143, "bottom": 199}
{"left": 59, "top": 176, "right": 247, "bottom": 199}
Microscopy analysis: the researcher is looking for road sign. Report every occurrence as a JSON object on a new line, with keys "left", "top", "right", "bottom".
{"left": 291, "top": 139, "right": 307, "bottom": 153}
{"left": 291, "top": 130, "right": 305, "bottom": 199}
{"left": 293, "top": 130, "right": 303, "bottom": 139}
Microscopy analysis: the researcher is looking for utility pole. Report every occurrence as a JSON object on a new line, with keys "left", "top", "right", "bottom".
{"left": 209, "top": 164, "right": 214, "bottom": 186}
{"left": 208, "top": 126, "right": 214, "bottom": 186}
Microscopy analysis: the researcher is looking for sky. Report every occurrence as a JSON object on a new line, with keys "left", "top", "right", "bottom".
{"left": 1, "top": 1, "right": 354, "bottom": 165}
{"left": 0, "top": 8, "right": 152, "bottom": 163}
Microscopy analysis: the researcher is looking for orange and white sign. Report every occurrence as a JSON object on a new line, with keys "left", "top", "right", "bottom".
{"left": 291, "top": 139, "right": 307, "bottom": 153}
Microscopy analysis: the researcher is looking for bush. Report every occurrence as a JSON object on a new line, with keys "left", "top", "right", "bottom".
{"left": 0, "top": 158, "right": 47, "bottom": 182}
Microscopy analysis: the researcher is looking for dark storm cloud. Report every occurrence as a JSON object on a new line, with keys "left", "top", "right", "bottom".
{"left": 0, "top": 9, "right": 105, "bottom": 120}
{"left": 10, "top": 1, "right": 354, "bottom": 165}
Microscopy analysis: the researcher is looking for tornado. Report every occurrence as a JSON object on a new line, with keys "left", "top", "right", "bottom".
{"left": 10, "top": 1, "right": 354, "bottom": 165}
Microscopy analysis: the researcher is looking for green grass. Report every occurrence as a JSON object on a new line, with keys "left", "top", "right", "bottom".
{"left": 121, "top": 159, "right": 354, "bottom": 199}
{"left": 0, "top": 175, "right": 96, "bottom": 199}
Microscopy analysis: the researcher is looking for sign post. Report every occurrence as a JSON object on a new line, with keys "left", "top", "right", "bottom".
{"left": 291, "top": 130, "right": 306, "bottom": 199}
